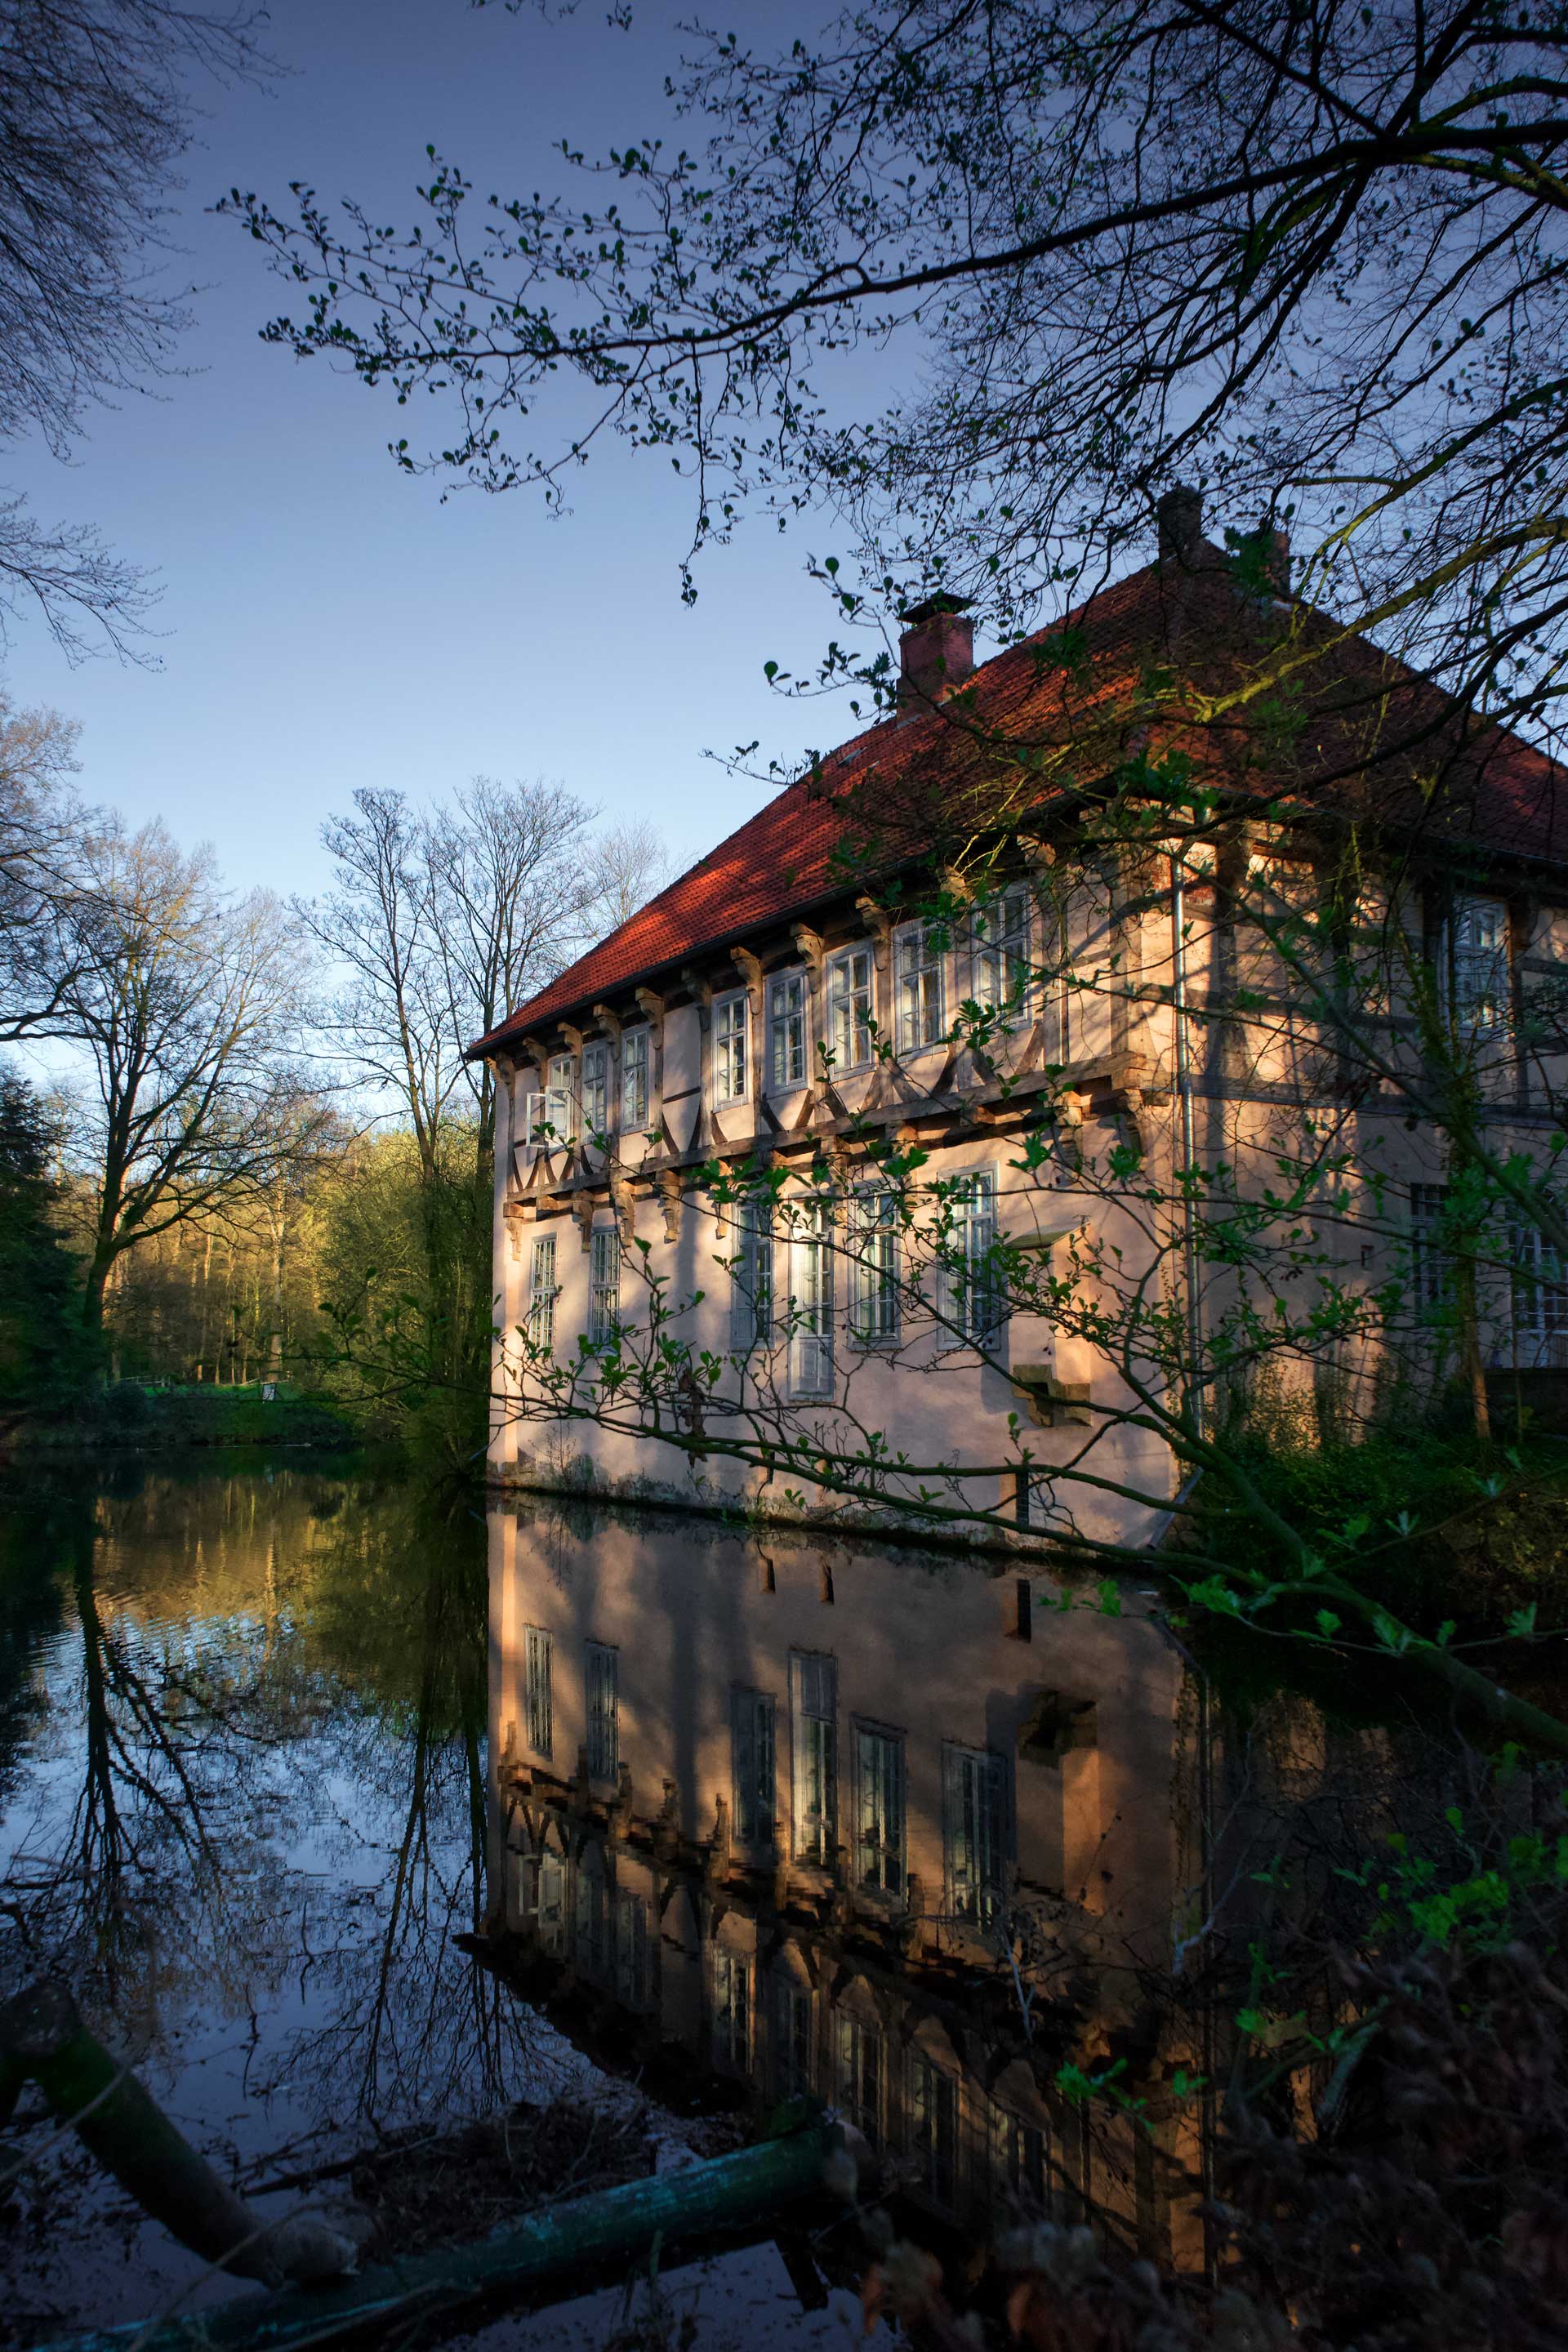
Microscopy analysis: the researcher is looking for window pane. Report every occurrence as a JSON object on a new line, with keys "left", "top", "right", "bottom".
{"left": 524, "top": 1626, "right": 553, "bottom": 1758}
{"left": 621, "top": 1030, "right": 650, "bottom": 1129}
{"left": 586, "top": 1642, "right": 618, "bottom": 1780}
{"left": 850, "top": 1188, "right": 900, "bottom": 1343}
{"left": 715, "top": 996, "right": 749, "bottom": 1103}
{"left": 790, "top": 1200, "right": 834, "bottom": 1394}
{"left": 590, "top": 1225, "right": 621, "bottom": 1343}
{"left": 769, "top": 973, "right": 807, "bottom": 1089}
{"left": 528, "top": 1234, "right": 558, "bottom": 1351}
{"left": 896, "top": 924, "right": 945, "bottom": 1052}
{"left": 791, "top": 1650, "right": 837, "bottom": 1863}
{"left": 730, "top": 1197, "right": 774, "bottom": 1350}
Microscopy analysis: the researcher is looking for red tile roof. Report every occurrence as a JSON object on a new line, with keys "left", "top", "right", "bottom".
{"left": 469, "top": 554, "right": 1567, "bottom": 1059}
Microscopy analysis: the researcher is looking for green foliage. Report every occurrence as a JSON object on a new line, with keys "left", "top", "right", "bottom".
{"left": 0, "top": 1071, "right": 95, "bottom": 1414}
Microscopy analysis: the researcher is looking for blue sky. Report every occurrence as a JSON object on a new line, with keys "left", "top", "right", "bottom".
{"left": 1, "top": 2, "right": 883, "bottom": 902}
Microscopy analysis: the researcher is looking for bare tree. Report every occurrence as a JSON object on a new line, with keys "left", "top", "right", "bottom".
{"left": 0, "top": 689, "right": 92, "bottom": 1040}
{"left": 48, "top": 815, "right": 327, "bottom": 1329}
{"left": 233, "top": 2, "right": 1568, "bottom": 756}
{"left": 582, "top": 817, "right": 673, "bottom": 938}
{"left": 0, "top": 0, "right": 269, "bottom": 657}
{"left": 305, "top": 778, "right": 607, "bottom": 1169}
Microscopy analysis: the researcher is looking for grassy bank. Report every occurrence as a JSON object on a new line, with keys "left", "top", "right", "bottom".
{"left": 13, "top": 1380, "right": 360, "bottom": 1452}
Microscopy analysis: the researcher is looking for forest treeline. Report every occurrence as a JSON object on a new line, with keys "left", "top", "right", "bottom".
{"left": 0, "top": 690, "right": 669, "bottom": 1460}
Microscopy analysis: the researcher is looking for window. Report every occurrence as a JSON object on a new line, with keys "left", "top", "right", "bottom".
{"left": 537, "top": 1849, "right": 565, "bottom": 1955}
{"left": 1508, "top": 1219, "right": 1568, "bottom": 1366}
{"left": 773, "top": 1978, "right": 814, "bottom": 2101}
{"left": 545, "top": 1055, "right": 576, "bottom": 1143}
{"left": 1410, "top": 1183, "right": 1453, "bottom": 1314}
{"left": 849, "top": 1187, "right": 900, "bottom": 1345}
{"left": 908, "top": 2053, "right": 959, "bottom": 2210}
{"left": 826, "top": 948, "right": 874, "bottom": 1072}
{"left": 971, "top": 887, "right": 1031, "bottom": 1019}
{"left": 895, "top": 922, "right": 945, "bottom": 1052}
{"left": 621, "top": 1028, "right": 650, "bottom": 1129}
{"left": 730, "top": 1196, "right": 773, "bottom": 1351}
{"left": 768, "top": 971, "right": 808, "bottom": 1090}
{"left": 789, "top": 1200, "right": 834, "bottom": 1396}
{"left": 943, "top": 1741, "right": 1006, "bottom": 1926}
{"left": 575, "top": 1851, "right": 608, "bottom": 1979}
{"left": 519, "top": 1089, "right": 544, "bottom": 1147}
{"left": 589, "top": 1225, "right": 621, "bottom": 1344}
{"left": 710, "top": 1947, "right": 751, "bottom": 2070}
{"left": 991, "top": 2105, "right": 1049, "bottom": 2203}
{"left": 791, "top": 1650, "right": 837, "bottom": 1864}
{"left": 1450, "top": 895, "right": 1511, "bottom": 1034}
{"left": 586, "top": 1642, "right": 619, "bottom": 1780}
{"left": 836, "top": 2015, "right": 883, "bottom": 2147}
{"left": 528, "top": 1234, "right": 559, "bottom": 1351}
{"left": 580, "top": 1042, "right": 609, "bottom": 1136}
{"left": 731, "top": 1686, "right": 777, "bottom": 1846}
{"left": 855, "top": 1725, "right": 906, "bottom": 1897}
{"left": 523, "top": 1625, "right": 553, "bottom": 1759}
{"left": 617, "top": 1894, "right": 653, "bottom": 2011}
{"left": 715, "top": 993, "right": 749, "bottom": 1104}
{"left": 937, "top": 1170, "right": 1001, "bottom": 1344}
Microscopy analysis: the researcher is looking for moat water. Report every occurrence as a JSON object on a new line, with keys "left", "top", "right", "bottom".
{"left": 0, "top": 1459, "right": 1283, "bottom": 2345}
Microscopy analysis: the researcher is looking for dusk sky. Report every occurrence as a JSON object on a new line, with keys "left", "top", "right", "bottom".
{"left": 2, "top": 2, "right": 884, "bottom": 902}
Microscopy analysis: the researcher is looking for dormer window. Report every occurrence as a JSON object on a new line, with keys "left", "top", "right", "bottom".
{"left": 894, "top": 922, "right": 945, "bottom": 1053}
{"left": 580, "top": 1042, "right": 609, "bottom": 1136}
{"left": 621, "top": 1027, "right": 650, "bottom": 1129}
{"left": 544, "top": 1054, "right": 576, "bottom": 1143}
{"left": 768, "top": 970, "right": 808, "bottom": 1091}
{"left": 826, "top": 947, "right": 873, "bottom": 1073}
{"left": 715, "top": 991, "right": 749, "bottom": 1104}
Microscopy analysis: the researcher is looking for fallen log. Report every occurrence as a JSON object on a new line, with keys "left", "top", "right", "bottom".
{"left": 0, "top": 1980, "right": 355, "bottom": 2288}
{"left": 24, "top": 2116, "right": 850, "bottom": 2352}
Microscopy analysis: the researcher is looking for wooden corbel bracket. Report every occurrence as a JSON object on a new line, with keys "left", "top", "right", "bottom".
{"left": 572, "top": 1193, "right": 596, "bottom": 1253}
{"left": 657, "top": 1169, "right": 683, "bottom": 1242}
{"left": 680, "top": 964, "right": 713, "bottom": 1013}
{"left": 560, "top": 1022, "right": 586, "bottom": 1058}
{"left": 634, "top": 987, "right": 665, "bottom": 1044}
{"left": 729, "top": 946, "right": 764, "bottom": 1012}
{"left": 592, "top": 1002, "right": 623, "bottom": 1049}
{"left": 790, "top": 923, "right": 825, "bottom": 973}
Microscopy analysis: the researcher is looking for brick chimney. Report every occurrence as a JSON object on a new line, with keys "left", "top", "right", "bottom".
{"left": 898, "top": 594, "right": 975, "bottom": 705}
{"left": 1156, "top": 485, "right": 1204, "bottom": 564}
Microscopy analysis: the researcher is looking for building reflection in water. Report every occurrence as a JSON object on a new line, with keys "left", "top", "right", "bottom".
{"left": 488, "top": 1501, "right": 1204, "bottom": 2263}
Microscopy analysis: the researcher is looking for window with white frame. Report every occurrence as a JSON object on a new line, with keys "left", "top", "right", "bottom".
{"left": 519, "top": 1089, "right": 544, "bottom": 1147}
{"left": 544, "top": 1054, "right": 576, "bottom": 1143}
{"left": 523, "top": 1625, "right": 553, "bottom": 1759}
{"left": 528, "top": 1234, "right": 559, "bottom": 1351}
{"left": 710, "top": 1947, "right": 751, "bottom": 2071}
{"left": 789, "top": 1200, "right": 834, "bottom": 1394}
{"left": 580, "top": 1042, "right": 609, "bottom": 1135}
{"left": 826, "top": 947, "right": 874, "bottom": 1072}
{"left": 836, "top": 2015, "right": 883, "bottom": 2147}
{"left": 855, "top": 1723, "right": 905, "bottom": 1897}
{"left": 714, "top": 992, "right": 749, "bottom": 1104}
{"left": 589, "top": 1224, "right": 621, "bottom": 1343}
{"left": 790, "top": 1650, "right": 837, "bottom": 1864}
{"left": 848, "top": 1186, "right": 900, "bottom": 1345}
{"left": 772, "top": 1976, "right": 814, "bottom": 2101}
{"left": 731, "top": 1686, "right": 777, "bottom": 1845}
{"left": 1450, "top": 895, "right": 1512, "bottom": 1035}
{"left": 1410, "top": 1182, "right": 1454, "bottom": 1314}
{"left": 586, "top": 1641, "right": 618, "bottom": 1780}
{"left": 1508, "top": 1218, "right": 1568, "bottom": 1366}
{"left": 970, "top": 886, "right": 1031, "bottom": 1019}
{"left": 895, "top": 921, "right": 946, "bottom": 1052}
{"left": 768, "top": 970, "right": 808, "bottom": 1090}
{"left": 621, "top": 1027, "right": 650, "bottom": 1129}
{"left": 908, "top": 2051, "right": 959, "bottom": 2210}
{"left": 942, "top": 1741, "right": 1006, "bottom": 1926}
{"left": 730, "top": 1196, "right": 774, "bottom": 1351}
{"left": 937, "top": 1169, "right": 1001, "bottom": 1344}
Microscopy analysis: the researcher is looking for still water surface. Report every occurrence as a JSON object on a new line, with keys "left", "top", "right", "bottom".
{"left": 0, "top": 1462, "right": 1197, "bottom": 2344}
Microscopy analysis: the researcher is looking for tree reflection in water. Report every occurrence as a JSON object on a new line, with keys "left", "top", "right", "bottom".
{"left": 0, "top": 1463, "right": 575, "bottom": 2333}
